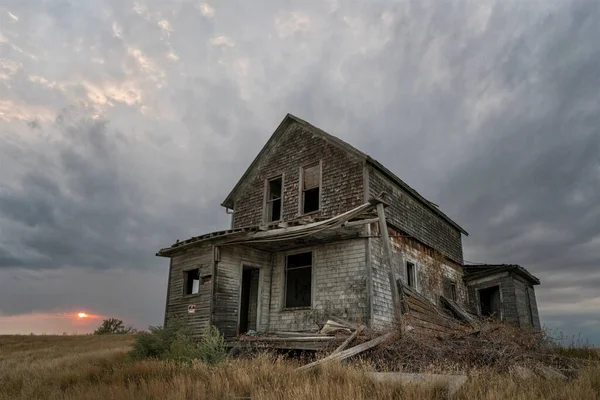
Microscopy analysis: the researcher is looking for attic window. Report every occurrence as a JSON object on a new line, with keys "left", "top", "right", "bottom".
{"left": 183, "top": 269, "right": 200, "bottom": 295}
{"left": 301, "top": 163, "right": 320, "bottom": 214}
{"left": 266, "top": 176, "right": 282, "bottom": 222}
{"left": 406, "top": 261, "right": 416, "bottom": 288}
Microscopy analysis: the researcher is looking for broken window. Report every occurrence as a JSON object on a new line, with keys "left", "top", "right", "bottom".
{"left": 183, "top": 269, "right": 200, "bottom": 295}
{"left": 285, "top": 252, "right": 312, "bottom": 308}
{"left": 479, "top": 285, "right": 501, "bottom": 319}
{"left": 266, "top": 176, "right": 283, "bottom": 222}
{"left": 406, "top": 261, "right": 416, "bottom": 288}
{"left": 301, "top": 163, "right": 320, "bottom": 214}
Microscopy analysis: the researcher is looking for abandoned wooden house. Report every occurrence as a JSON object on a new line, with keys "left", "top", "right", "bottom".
{"left": 157, "top": 114, "right": 541, "bottom": 347}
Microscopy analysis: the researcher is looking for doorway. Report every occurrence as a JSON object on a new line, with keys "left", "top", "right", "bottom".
{"left": 239, "top": 266, "right": 260, "bottom": 334}
{"left": 478, "top": 285, "right": 502, "bottom": 320}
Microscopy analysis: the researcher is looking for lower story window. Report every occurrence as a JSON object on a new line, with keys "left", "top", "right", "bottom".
{"left": 285, "top": 252, "right": 312, "bottom": 308}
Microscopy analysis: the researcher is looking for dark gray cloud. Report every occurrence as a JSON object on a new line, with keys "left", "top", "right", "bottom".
{"left": 0, "top": 0, "right": 598, "bottom": 341}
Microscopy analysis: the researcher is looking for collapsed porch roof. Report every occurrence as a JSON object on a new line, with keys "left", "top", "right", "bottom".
{"left": 156, "top": 199, "right": 383, "bottom": 257}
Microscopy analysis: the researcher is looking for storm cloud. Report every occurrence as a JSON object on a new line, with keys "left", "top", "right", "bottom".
{"left": 0, "top": 0, "right": 598, "bottom": 340}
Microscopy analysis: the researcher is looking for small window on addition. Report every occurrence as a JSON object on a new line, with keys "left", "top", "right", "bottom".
{"left": 266, "top": 176, "right": 282, "bottom": 222}
{"left": 450, "top": 282, "right": 457, "bottom": 302}
{"left": 406, "top": 261, "right": 416, "bottom": 288}
{"left": 301, "top": 163, "right": 320, "bottom": 214}
{"left": 285, "top": 252, "right": 312, "bottom": 308}
{"left": 184, "top": 269, "right": 200, "bottom": 295}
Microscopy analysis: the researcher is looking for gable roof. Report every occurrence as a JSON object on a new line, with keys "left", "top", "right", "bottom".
{"left": 221, "top": 113, "right": 468, "bottom": 236}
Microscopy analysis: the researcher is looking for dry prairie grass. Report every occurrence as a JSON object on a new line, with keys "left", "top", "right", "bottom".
{"left": 0, "top": 334, "right": 599, "bottom": 400}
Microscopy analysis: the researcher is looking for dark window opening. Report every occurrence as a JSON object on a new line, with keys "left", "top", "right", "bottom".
{"left": 479, "top": 285, "right": 501, "bottom": 319}
{"left": 450, "top": 283, "right": 457, "bottom": 302}
{"left": 266, "top": 177, "right": 282, "bottom": 222}
{"left": 302, "top": 164, "right": 320, "bottom": 214}
{"left": 406, "top": 261, "right": 416, "bottom": 288}
{"left": 285, "top": 252, "right": 312, "bottom": 308}
{"left": 184, "top": 269, "right": 200, "bottom": 295}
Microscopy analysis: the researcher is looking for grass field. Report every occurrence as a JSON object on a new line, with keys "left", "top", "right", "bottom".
{"left": 0, "top": 334, "right": 599, "bottom": 399}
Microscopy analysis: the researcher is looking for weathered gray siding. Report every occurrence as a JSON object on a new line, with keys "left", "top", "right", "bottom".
{"left": 268, "top": 239, "right": 369, "bottom": 332}
{"left": 368, "top": 166, "right": 463, "bottom": 264}
{"left": 466, "top": 273, "right": 519, "bottom": 325}
{"left": 528, "top": 286, "right": 541, "bottom": 329}
{"left": 514, "top": 278, "right": 532, "bottom": 327}
{"left": 213, "top": 245, "right": 272, "bottom": 338}
{"left": 369, "top": 224, "right": 467, "bottom": 329}
{"left": 165, "top": 245, "right": 213, "bottom": 336}
{"left": 232, "top": 123, "right": 365, "bottom": 228}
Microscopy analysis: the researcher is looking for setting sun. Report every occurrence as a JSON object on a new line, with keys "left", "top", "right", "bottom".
{"left": 77, "top": 312, "right": 88, "bottom": 319}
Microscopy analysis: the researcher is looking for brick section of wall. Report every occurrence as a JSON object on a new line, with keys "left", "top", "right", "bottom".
{"left": 165, "top": 245, "right": 213, "bottom": 337}
{"left": 368, "top": 166, "right": 464, "bottom": 264}
{"left": 213, "top": 245, "right": 272, "bottom": 338}
{"left": 267, "top": 239, "right": 369, "bottom": 332}
{"left": 232, "top": 123, "right": 364, "bottom": 228}
{"left": 369, "top": 225, "right": 467, "bottom": 329}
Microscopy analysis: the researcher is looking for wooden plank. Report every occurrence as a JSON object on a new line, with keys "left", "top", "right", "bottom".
{"left": 331, "top": 325, "right": 363, "bottom": 355}
{"left": 243, "top": 336, "right": 336, "bottom": 342}
{"left": 327, "top": 316, "right": 358, "bottom": 330}
{"left": 297, "top": 332, "right": 394, "bottom": 371}
{"left": 440, "top": 296, "right": 480, "bottom": 329}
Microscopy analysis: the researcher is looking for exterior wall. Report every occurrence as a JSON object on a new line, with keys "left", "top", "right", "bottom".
{"left": 514, "top": 277, "right": 542, "bottom": 329}
{"left": 528, "top": 286, "right": 541, "bottom": 329}
{"left": 165, "top": 245, "right": 213, "bottom": 336}
{"left": 213, "top": 245, "right": 272, "bottom": 338}
{"left": 267, "top": 239, "right": 369, "bottom": 332}
{"left": 368, "top": 166, "right": 463, "bottom": 264}
{"left": 466, "top": 273, "right": 519, "bottom": 325}
{"left": 466, "top": 273, "right": 541, "bottom": 329}
{"left": 369, "top": 224, "right": 467, "bottom": 329}
{"left": 514, "top": 278, "right": 532, "bottom": 327}
{"left": 232, "top": 122, "right": 364, "bottom": 228}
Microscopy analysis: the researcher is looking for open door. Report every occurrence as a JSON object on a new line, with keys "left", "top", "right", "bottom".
{"left": 238, "top": 266, "right": 260, "bottom": 334}
{"left": 479, "top": 285, "right": 502, "bottom": 320}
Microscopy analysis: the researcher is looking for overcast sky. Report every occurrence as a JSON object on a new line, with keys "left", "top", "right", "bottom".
{"left": 0, "top": 0, "right": 598, "bottom": 343}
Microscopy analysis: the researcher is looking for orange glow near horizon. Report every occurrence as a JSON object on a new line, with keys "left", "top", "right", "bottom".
{"left": 77, "top": 312, "right": 89, "bottom": 319}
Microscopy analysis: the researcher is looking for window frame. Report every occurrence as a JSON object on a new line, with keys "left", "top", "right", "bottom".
{"left": 264, "top": 174, "right": 284, "bottom": 223}
{"left": 283, "top": 250, "right": 314, "bottom": 310}
{"left": 405, "top": 260, "right": 418, "bottom": 290}
{"left": 450, "top": 282, "right": 457, "bottom": 302}
{"left": 182, "top": 267, "right": 201, "bottom": 296}
{"left": 299, "top": 161, "right": 322, "bottom": 216}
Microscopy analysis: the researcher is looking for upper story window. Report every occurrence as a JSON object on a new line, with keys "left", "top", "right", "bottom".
{"left": 183, "top": 268, "right": 200, "bottom": 295}
{"left": 301, "top": 163, "right": 321, "bottom": 214}
{"left": 406, "top": 261, "right": 416, "bottom": 289}
{"left": 265, "top": 176, "right": 283, "bottom": 222}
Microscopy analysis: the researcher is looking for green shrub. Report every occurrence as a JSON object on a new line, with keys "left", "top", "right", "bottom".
{"left": 94, "top": 318, "right": 135, "bottom": 335}
{"left": 128, "top": 322, "right": 226, "bottom": 365}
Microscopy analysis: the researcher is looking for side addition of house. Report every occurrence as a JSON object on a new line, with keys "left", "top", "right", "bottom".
{"left": 157, "top": 114, "right": 541, "bottom": 341}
